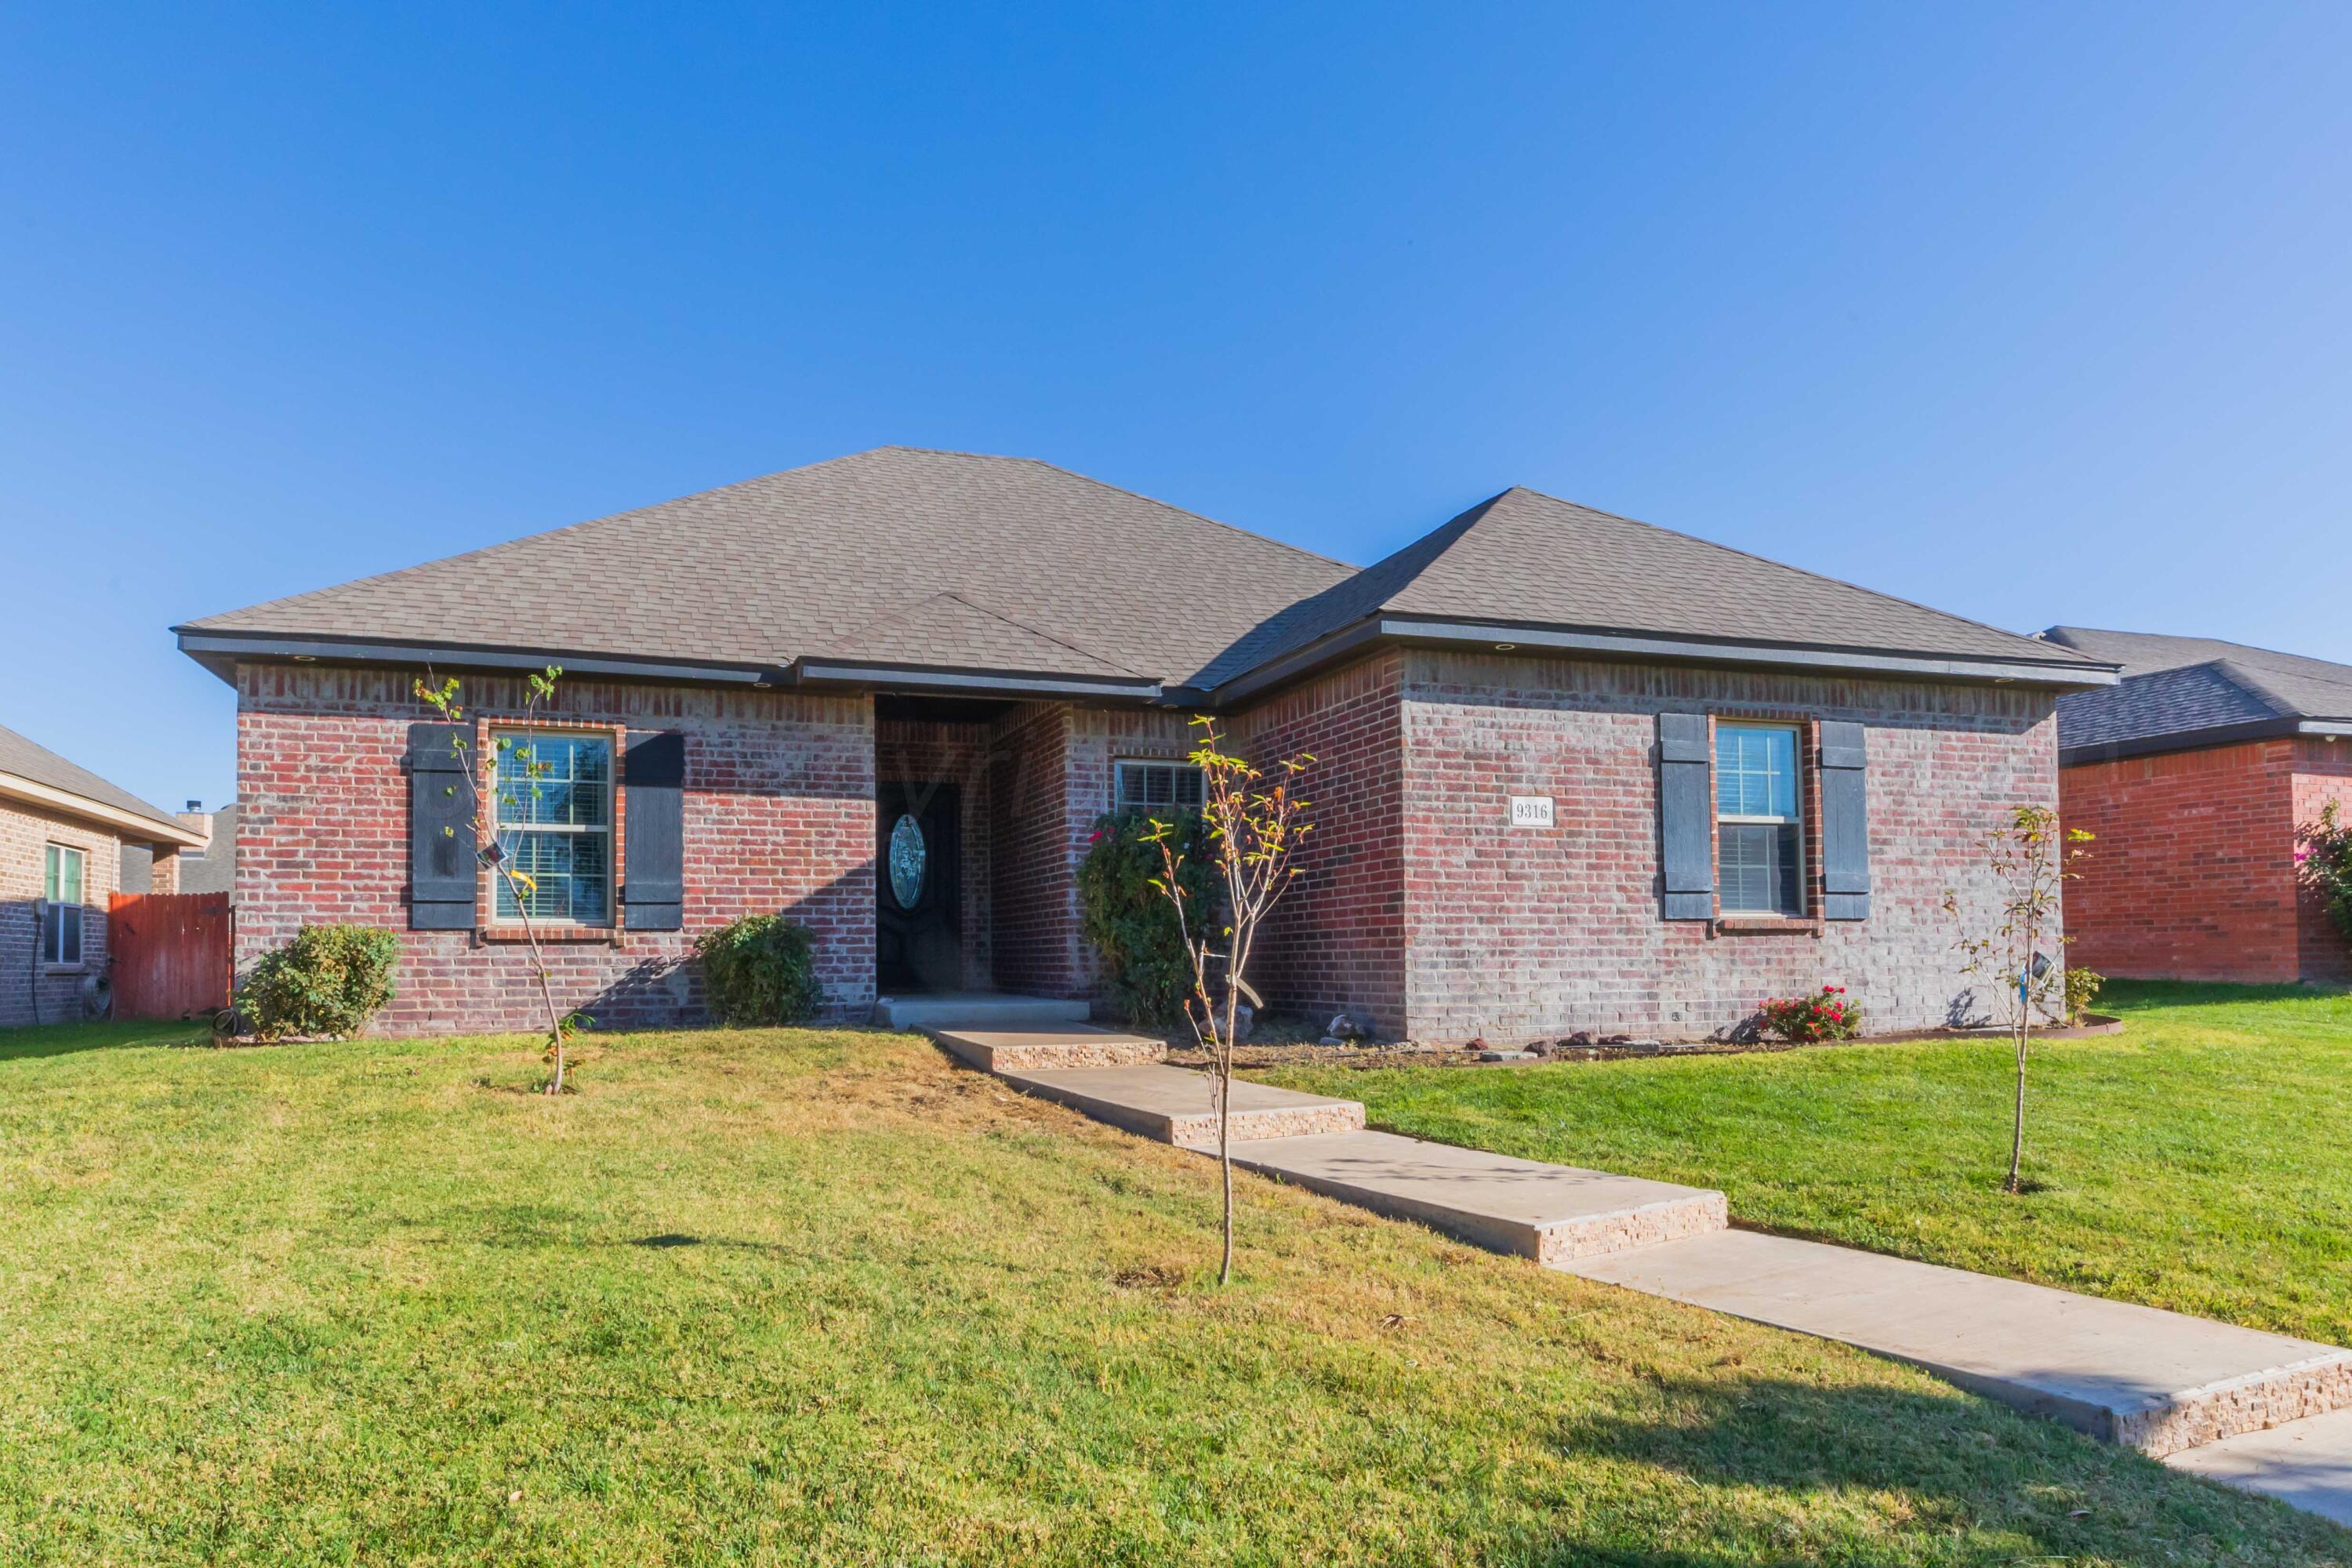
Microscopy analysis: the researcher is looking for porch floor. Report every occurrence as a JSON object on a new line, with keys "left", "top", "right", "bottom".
{"left": 871, "top": 990, "right": 1090, "bottom": 1030}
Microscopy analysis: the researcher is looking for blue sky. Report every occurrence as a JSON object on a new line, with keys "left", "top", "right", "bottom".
{"left": 5, "top": 3, "right": 2350, "bottom": 811}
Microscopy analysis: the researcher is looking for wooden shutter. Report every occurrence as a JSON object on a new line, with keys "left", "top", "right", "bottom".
{"left": 1658, "top": 713, "right": 1715, "bottom": 920}
{"left": 408, "top": 723, "right": 477, "bottom": 931}
{"left": 1818, "top": 720, "right": 1871, "bottom": 920}
{"left": 623, "top": 731, "right": 685, "bottom": 931}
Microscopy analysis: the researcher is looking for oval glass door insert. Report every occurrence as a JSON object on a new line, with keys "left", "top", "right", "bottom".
{"left": 887, "top": 812, "right": 927, "bottom": 909}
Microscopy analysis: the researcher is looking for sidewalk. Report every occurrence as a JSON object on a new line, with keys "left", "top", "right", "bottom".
{"left": 931, "top": 1022, "right": 2352, "bottom": 1527}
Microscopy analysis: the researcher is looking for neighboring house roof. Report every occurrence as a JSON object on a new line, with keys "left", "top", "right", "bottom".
{"left": 0, "top": 724, "right": 205, "bottom": 846}
{"left": 2042, "top": 626, "right": 2352, "bottom": 762}
{"left": 178, "top": 447, "right": 2113, "bottom": 700}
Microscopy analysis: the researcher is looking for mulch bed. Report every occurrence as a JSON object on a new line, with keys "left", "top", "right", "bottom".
{"left": 1163, "top": 1014, "right": 2125, "bottom": 1072}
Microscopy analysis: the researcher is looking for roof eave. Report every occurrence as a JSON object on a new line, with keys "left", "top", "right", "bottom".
{"left": 2060, "top": 717, "right": 2352, "bottom": 768}
{"left": 1207, "top": 615, "right": 2117, "bottom": 706}
{"left": 0, "top": 771, "right": 205, "bottom": 847}
{"left": 175, "top": 629, "right": 786, "bottom": 689}
{"left": 789, "top": 658, "right": 1163, "bottom": 703}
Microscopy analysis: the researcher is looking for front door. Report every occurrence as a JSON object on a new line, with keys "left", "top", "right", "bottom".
{"left": 877, "top": 780, "right": 960, "bottom": 993}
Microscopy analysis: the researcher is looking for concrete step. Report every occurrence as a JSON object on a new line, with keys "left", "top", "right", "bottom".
{"left": 873, "top": 991, "right": 1090, "bottom": 1030}
{"left": 1563, "top": 1229, "right": 2352, "bottom": 1457}
{"left": 2166, "top": 1404, "right": 2352, "bottom": 1526}
{"left": 995, "top": 1063, "right": 1364, "bottom": 1149}
{"left": 1229, "top": 1129, "right": 1728, "bottom": 1266}
{"left": 929, "top": 1024, "right": 1167, "bottom": 1073}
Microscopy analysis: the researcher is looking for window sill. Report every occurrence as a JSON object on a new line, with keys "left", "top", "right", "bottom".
{"left": 41, "top": 963, "right": 89, "bottom": 975}
{"left": 1714, "top": 916, "right": 1824, "bottom": 935}
{"left": 479, "top": 925, "right": 619, "bottom": 945}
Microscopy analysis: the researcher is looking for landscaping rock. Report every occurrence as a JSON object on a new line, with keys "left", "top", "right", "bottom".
{"left": 1326, "top": 1008, "right": 1371, "bottom": 1040}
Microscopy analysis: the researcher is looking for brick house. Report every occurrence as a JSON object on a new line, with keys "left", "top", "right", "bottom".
{"left": 176, "top": 448, "right": 2113, "bottom": 1040}
{"left": 2045, "top": 626, "right": 2352, "bottom": 985}
{"left": 1, "top": 724, "right": 207, "bottom": 1028}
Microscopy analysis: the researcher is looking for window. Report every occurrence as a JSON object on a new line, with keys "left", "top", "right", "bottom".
{"left": 42, "top": 844, "right": 85, "bottom": 965}
{"left": 1113, "top": 759, "right": 1205, "bottom": 813}
{"left": 1715, "top": 724, "right": 1804, "bottom": 916}
{"left": 491, "top": 731, "right": 614, "bottom": 925}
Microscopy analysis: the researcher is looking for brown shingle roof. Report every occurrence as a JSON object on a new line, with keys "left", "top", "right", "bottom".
{"left": 1198, "top": 488, "right": 2101, "bottom": 686}
{"left": 185, "top": 449, "right": 2100, "bottom": 695}
{"left": 186, "top": 447, "right": 1353, "bottom": 688}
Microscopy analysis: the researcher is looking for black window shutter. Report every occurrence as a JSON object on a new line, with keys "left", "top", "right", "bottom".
{"left": 408, "top": 722, "right": 477, "bottom": 931}
{"left": 1818, "top": 720, "right": 1871, "bottom": 920}
{"left": 1658, "top": 713, "right": 1715, "bottom": 920}
{"left": 623, "top": 731, "right": 685, "bottom": 931}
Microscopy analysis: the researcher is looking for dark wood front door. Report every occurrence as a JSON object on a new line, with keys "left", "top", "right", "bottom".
{"left": 877, "top": 781, "right": 960, "bottom": 993}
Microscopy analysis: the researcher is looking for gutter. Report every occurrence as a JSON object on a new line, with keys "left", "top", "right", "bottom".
{"left": 175, "top": 630, "right": 784, "bottom": 689}
{"left": 786, "top": 658, "right": 1163, "bottom": 702}
{"left": 0, "top": 771, "right": 207, "bottom": 848}
{"left": 1204, "top": 615, "right": 2118, "bottom": 707}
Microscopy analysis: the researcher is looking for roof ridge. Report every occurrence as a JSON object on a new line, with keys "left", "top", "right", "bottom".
{"left": 1496, "top": 487, "right": 2103, "bottom": 666}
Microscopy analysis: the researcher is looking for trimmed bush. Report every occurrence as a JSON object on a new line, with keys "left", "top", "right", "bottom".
{"left": 1078, "top": 810, "right": 1221, "bottom": 1026}
{"left": 243, "top": 925, "right": 401, "bottom": 1040}
{"left": 695, "top": 915, "right": 823, "bottom": 1025}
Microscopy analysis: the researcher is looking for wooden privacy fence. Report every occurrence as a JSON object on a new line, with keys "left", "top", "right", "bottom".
{"left": 108, "top": 891, "right": 232, "bottom": 1020}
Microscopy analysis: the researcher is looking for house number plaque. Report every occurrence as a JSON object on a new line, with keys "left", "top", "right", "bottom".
{"left": 1508, "top": 795, "right": 1555, "bottom": 829}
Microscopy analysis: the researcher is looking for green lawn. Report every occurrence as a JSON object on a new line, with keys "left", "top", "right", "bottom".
{"left": 1, "top": 1015, "right": 2343, "bottom": 1565}
{"left": 1265, "top": 982, "right": 2352, "bottom": 1348}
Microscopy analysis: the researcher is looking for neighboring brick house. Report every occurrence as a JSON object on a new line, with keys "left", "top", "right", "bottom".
{"left": 2044, "top": 626, "right": 2352, "bottom": 985}
{"left": 122, "top": 800, "right": 238, "bottom": 898}
{"left": 1, "top": 724, "right": 207, "bottom": 1028}
{"left": 175, "top": 448, "right": 2114, "bottom": 1040}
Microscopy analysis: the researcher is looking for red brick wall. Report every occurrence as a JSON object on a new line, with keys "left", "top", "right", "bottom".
{"left": 0, "top": 798, "right": 122, "bottom": 1028}
{"left": 235, "top": 663, "right": 875, "bottom": 1035}
{"left": 987, "top": 701, "right": 1195, "bottom": 1001}
{"left": 1232, "top": 652, "right": 1407, "bottom": 1033}
{"left": 988, "top": 703, "right": 1076, "bottom": 996}
{"left": 2293, "top": 738, "right": 2352, "bottom": 984}
{"left": 1396, "top": 651, "right": 2060, "bottom": 1042}
{"left": 2058, "top": 740, "right": 2306, "bottom": 983}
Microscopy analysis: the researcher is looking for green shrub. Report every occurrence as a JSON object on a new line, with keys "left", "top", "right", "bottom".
{"left": 1078, "top": 810, "right": 1221, "bottom": 1026}
{"left": 695, "top": 914, "right": 823, "bottom": 1025}
{"left": 243, "top": 925, "right": 401, "bottom": 1040}
{"left": 2301, "top": 801, "right": 2352, "bottom": 947}
{"left": 2063, "top": 966, "right": 2105, "bottom": 1025}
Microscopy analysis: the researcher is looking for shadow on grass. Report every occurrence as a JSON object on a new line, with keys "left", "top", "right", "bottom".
{"left": 1540, "top": 1374, "right": 2341, "bottom": 1565}
{"left": 2101, "top": 978, "right": 2349, "bottom": 1011}
{"left": 0, "top": 1018, "right": 209, "bottom": 1062}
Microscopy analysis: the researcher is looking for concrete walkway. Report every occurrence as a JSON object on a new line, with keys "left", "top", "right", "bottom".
{"left": 1563, "top": 1229, "right": 2352, "bottom": 1458}
{"left": 923, "top": 1022, "right": 2352, "bottom": 1524}
{"left": 2168, "top": 1406, "right": 2352, "bottom": 1526}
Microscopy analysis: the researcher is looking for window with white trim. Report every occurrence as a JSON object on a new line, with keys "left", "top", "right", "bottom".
{"left": 1715, "top": 724, "right": 1804, "bottom": 916}
{"left": 43, "top": 844, "right": 85, "bottom": 965}
{"left": 490, "top": 731, "right": 614, "bottom": 925}
{"left": 1113, "top": 758, "right": 1206, "bottom": 813}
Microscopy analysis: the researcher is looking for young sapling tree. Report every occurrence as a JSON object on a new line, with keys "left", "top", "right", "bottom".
{"left": 1943, "top": 804, "right": 2092, "bottom": 1193}
{"left": 415, "top": 665, "right": 589, "bottom": 1093}
{"left": 1142, "top": 717, "right": 1313, "bottom": 1287}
